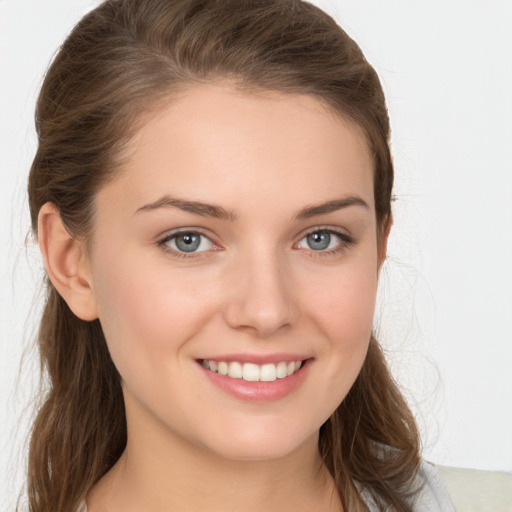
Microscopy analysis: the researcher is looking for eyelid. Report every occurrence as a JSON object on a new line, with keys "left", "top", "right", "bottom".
{"left": 296, "top": 225, "right": 353, "bottom": 242}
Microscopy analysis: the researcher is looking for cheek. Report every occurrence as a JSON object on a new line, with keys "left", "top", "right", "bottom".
{"left": 308, "top": 257, "right": 378, "bottom": 343}
{"left": 90, "top": 248, "right": 217, "bottom": 380}
{"left": 302, "top": 255, "right": 378, "bottom": 408}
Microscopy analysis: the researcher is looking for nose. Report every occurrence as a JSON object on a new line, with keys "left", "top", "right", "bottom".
{"left": 222, "top": 249, "right": 299, "bottom": 338}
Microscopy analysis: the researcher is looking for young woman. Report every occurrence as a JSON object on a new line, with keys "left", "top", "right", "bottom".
{"left": 26, "top": 0, "right": 455, "bottom": 510}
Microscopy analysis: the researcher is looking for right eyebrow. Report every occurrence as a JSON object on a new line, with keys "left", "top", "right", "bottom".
{"left": 134, "top": 195, "right": 238, "bottom": 222}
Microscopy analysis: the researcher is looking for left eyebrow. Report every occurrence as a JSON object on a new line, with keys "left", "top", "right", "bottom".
{"left": 294, "top": 196, "right": 370, "bottom": 220}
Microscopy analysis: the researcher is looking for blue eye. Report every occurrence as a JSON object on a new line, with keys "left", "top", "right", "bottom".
{"left": 297, "top": 229, "right": 353, "bottom": 253}
{"left": 305, "top": 232, "right": 332, "bottom": 250}
{"left": 161, "top": 231, "right": 214, "bottom": 254}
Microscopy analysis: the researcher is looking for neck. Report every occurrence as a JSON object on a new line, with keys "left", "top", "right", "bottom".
{"left": 87, "top": 397, "right": 342, "bottom": 512}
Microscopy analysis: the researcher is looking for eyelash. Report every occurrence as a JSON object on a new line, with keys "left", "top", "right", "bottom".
{"left": 157, "top": 228, "right": 355, "bottom": 259}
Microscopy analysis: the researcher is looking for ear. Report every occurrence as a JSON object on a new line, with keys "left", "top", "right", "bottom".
{"left": 377, "top": 213, "right": 393, "bottom": 271}
{"left": 38, "top": 202, "right": 98, "bottom": 321}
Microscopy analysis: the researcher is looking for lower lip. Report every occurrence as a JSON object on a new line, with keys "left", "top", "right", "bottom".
{"left": 198, "top": 359, "right": 312, "bottom": 402}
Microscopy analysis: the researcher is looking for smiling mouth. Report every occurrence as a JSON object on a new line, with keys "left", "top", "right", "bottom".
{"left": 199, "top": 359, "right": 303, "bottom": 382}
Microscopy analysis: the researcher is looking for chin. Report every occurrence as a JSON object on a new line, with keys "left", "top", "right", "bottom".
{"left": 195, "top": 420, "right": 320, "bottom": 463}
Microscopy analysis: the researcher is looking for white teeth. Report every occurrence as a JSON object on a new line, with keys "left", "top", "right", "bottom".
{"left": 260, "top": 363, "right": 277, "bottom": 382}
{"left": 202, "top": 359, "right": 304, "bottom": 382}
{"left": 228, "top": 361, "right": 243, "bottom": 379}
{"left": 218, "top": 361, "right": 228, "bottom": 375}
{"left": 242, "top": 363, "right": 260, "bottom": 382}
{"left": 276, "top": 361, "right": 288, "bottom": 379}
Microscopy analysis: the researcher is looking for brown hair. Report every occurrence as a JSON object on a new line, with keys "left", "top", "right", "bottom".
{"left": 26, "top": 1, "right": 420, "bottom": 510}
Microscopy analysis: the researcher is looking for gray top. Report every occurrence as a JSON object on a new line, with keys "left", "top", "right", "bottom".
{"left": 360, "top": 460, "right": 455, "bottom": 511}
{"left": 410, "top": 461, "right": 456, "bottom": 511}
{"left": 76, "top": 460, "right": 455, "bottom": 511}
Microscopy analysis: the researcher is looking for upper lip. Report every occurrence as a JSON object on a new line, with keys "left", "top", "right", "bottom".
{"left": 197, "top": 353, "right": 312, "bottom": 364}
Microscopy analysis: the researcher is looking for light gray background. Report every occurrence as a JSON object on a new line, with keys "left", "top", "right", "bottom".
{"left": 1, "top": 0, "right": 511, "bottom": 507}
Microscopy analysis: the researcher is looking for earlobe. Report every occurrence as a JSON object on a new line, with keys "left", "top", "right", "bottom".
{"left": 38, "top": 202, "right": 98, "bottom": 321}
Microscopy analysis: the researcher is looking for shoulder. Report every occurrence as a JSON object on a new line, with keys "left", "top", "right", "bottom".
{"left": 435, "top": 465, "right": 512, "bottom": 512}
{"left": 411, "top": 460, "right": 456, "bottom": 511}
{"left": 358, "top": 459, "right": 456, "bottom": 511}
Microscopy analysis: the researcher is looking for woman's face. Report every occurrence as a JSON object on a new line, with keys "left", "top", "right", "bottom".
{"left": 87, "top": 83, "right": 383, "bottom": 461}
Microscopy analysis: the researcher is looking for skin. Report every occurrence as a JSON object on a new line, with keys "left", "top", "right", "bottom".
{"left": 39, "top": 83, "right": 388, "bottom": 512}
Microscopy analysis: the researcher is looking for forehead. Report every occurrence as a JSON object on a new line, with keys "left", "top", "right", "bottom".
{"left": 98, "top": 83, "right": 375, "bottom": 217}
